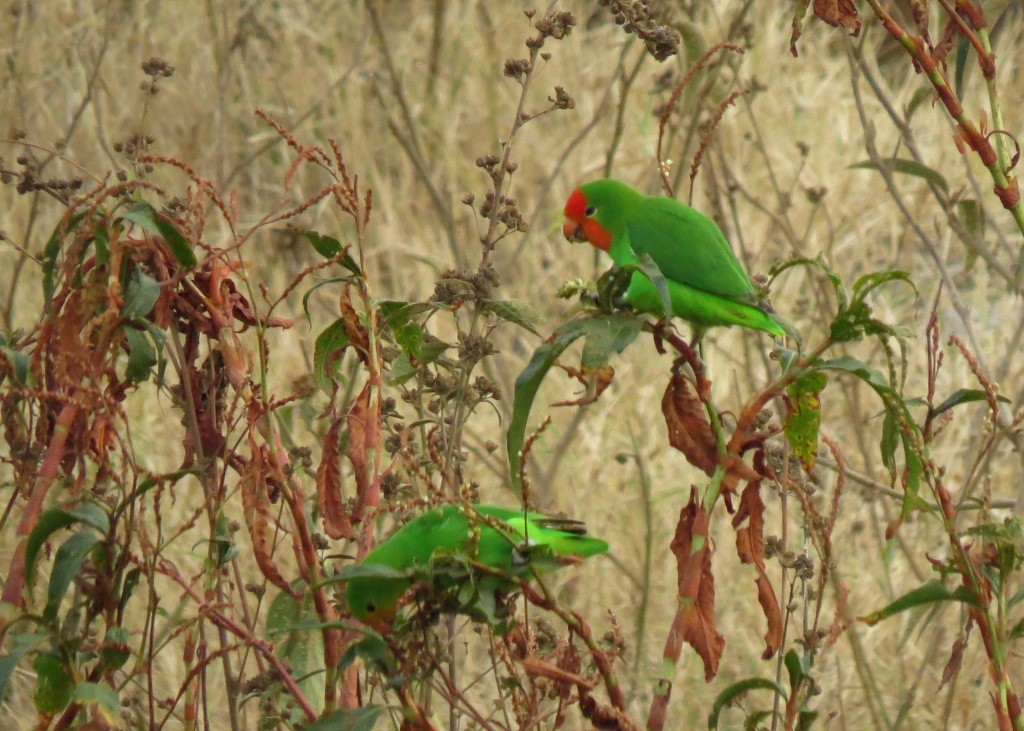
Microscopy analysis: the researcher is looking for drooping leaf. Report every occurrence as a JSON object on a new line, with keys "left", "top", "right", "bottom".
{"left": 633, "top": 252, "right": 672, "bottom": 320}
{"left": 123, "top": 268, "right": 162, "bottom": 320}
{"left": 769, "top": 256, "right": 847, "bottom": 312}
{"left": 317, "top": 563, "right": 409, "bottom": 587}
{"left": 507, "top": 319, "right": 589, "bottom": 491}
{"left": 45, "top": 531, "right": 101, "bottom": 620}
{"left": 707, "top": 677, "right": 787, "bottom": 728}
{"left": 302, "top": 706, "right": 385, "bottom": 731}
{"left": 42, "top": 212, "right": 89, "bottom": 307}
{"left": 790, "top": 0, "right": 813, "bottom": 55}
{"left": 121, "top": 201, "right": 196, "bottom": 268}
{"left": 662, "top": 371, "right": 717, "bottom": 476}
{"left": 671, "top": 488, "right": 724, "bottom": 681}
{"left": 339, "top": 632, "right": 392, "bottom": 675}
{"left": 0, "top": 631, "right": 45, "bottom": 701}
{"left": 851, "top": 158, "right": 948, "bottom": 193}
{"left": 784, "top": 649, "right": 806, "bottom": 691}
{"left": 480, "top": 297, "right": 544, "bottom": 336}
{"left": 346, "top": 381, "right": 379, "bottom": 521}
{"left": 785, "top": 370, "right": 827, "bottom": 472}
{"left": 313, "top": 318, "right": 350, "bottom": 392}
{"left": 732, "top": 482, "right": 783, "bottom": 660}
{"left": 99, "top": 627, "right": 132, "bottom": 670}
{"left": 858, "top": 581, "right": 980, "bottom": 626}
{"left": 0, "top": 341, "right": 31, "bottom": 385}
{"left": 580, "top": 314, "right": 642, "bottom": 370}
{"left": 812, "top": 0, "right": 861, "bottom": 36}
{"left": 954, "top": 35, "right": 969, "bottom": 98}
{"left": 25, "top": 502, "right": 109, "bottom": 589}
{"left": 267, "top": 587, "right": 326, "bottom": 715}
{"left": 124, "top": 326, "right": 157, "bottom": 383}
{"left": 316, "top": 410, "right": 353, "bottom": 540}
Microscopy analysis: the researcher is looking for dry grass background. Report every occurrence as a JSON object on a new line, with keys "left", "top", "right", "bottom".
{"left": 2, "top": 1, "right": 1024, "bottom": 729}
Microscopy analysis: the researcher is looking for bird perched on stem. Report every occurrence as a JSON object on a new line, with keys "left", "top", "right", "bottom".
{"left": 345, "top": 503, "right": 608, "bottom": 631}
{"left": 563, "top": 178, "right": 791, "bottom": 340}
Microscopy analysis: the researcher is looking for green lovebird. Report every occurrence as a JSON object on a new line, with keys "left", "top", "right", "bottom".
{"left": 345, "top": 503, "right": 608, "bottom": 631}
{"left": 562, "top": 178, "right": 788, "bottom": 338}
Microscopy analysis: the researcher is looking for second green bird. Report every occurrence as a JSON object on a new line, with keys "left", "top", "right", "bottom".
{"left": 563, "top": 178, "right": 788, "bottom": 338}
{"left": 346, "top": 503, "right": 608, "bottom": 631}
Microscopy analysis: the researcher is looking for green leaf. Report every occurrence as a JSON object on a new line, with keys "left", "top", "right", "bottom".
{"left": 303, "top": 705, "right": 385, "bottom": 731}
{"left": 302, "top": 230, "right": 361, "bottom": 275}
{"left": 0, "top": 343, "right": 31, "bottom": 385}
{"left": 580, "top": 314, "right": 643, "bottom": 370}
{"left": 119, "top": 567, "right": 142, "bottom": 613}
{"left": 633, "top": 253, "right": 672, "bottom": 320}
{"left": 267, "top": 586, "right": 325, "bottom": 715}
{"left": 785, "top": 371, "right": 827, "bottom": 472}
{"left": 0, "top": 631, "right": 45, "bottom": 701}
{"left": 25, "top": 503, "right": 109, "bottom": 589}
{"left": 313, "top": 318, "right": 350, "bottom": 391}
{"left": 317, "top": 563, "right": 408, "bottom": 587}
{"left": 957, "top": 199, "right": 985, "bottom": 238}
{"left": 851, "top": 159, "right": 949, "bottom": 194}
{"left": 72, "top": 681, "right": 121, "bottom": 725}
{"left": 769, "top": 256, "right": 847, "bottom": 313}
{"left": 99, "top": 627, "right": 132, "bottom": 670}
{"left": 708, "top": 677, "right": 787, "bottom": 729}
{"left": 32, "top": 652, "right": 72, "bottom": 714}
{"left": 124, "top": 326, "right": 157, "bottom": 383}
{"left": 121, "top": 201, "right": 196, "bottom": 268}
{"left": 42, "top": 212, "right": 89, "bottom": 307}
{"left": 480, "top": 298, "right": 544, "bottom": 337}
{"left": 906, "top": 87, "right": 933, "bottom": 120}
{"left": 123, "top": 268, "right": 161, "bottom": 320}
{"left": 784, "top": 649, "right": 806, "bottom": 692}
{"left": 302, "top": 276, "right": 350, "bottom": 323}
{"left": 954, "top": 35, "right": 969, "bottom": 99}
{"left": 507, "top": 319, "right": 589, "bottom": 492}
{"left": 45, "top": 531, "right": 102, "bottom": 620}
{"left": 932, "top": 388, "right": 1009, "bottom": 417}
{"left": 339, "top": 633, "right": 392, "bottom": 675}
{"left": 797, "top": 710, "right": 819, "bottom": 731}
{"left": 880, "top": 408, "right": 899, "bottom": 476}
{"left": 859, "top": 581, "right": 980, "bottom": 626}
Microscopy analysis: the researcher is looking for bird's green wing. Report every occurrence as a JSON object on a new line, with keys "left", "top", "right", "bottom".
{"left": 627, "top": 197, "right": 756, "bottom": 300}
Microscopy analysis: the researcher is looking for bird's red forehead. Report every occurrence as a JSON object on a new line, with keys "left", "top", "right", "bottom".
{"left": 564, "top": 187, "right": 587, "bottom": 221}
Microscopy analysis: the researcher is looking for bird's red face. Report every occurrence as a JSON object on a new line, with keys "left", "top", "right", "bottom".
{"left": 562, "top": 188, "right": 612, "bottom": 251}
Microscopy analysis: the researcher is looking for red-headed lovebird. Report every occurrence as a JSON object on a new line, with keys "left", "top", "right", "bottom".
{"left": 345, "top": 503, "right": 608, "bottom": 631}
{"left": 562, "top": 178, "right": 788, "bottom": 338}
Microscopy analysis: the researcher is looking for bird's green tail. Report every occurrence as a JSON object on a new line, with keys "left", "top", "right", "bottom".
{"left": 625, "top": 274, "right": 790, "bottom": 339}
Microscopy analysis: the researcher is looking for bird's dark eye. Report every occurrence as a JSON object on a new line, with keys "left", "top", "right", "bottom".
{"left": 584, "top": 206, "right": 596, "bottom": 217}
{"left": 366, "top": 601, "right": 377, "bottom": 613}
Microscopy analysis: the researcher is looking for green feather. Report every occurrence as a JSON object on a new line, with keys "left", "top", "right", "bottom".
{"left": 578, "top": 179, "right": 787, "bottom": 337}
{"left": 345, "top": 504, "right": 608, "bottom": 624}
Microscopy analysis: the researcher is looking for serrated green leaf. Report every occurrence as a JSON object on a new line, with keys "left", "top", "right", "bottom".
{"left": 507, "top": 319, "right": 589, "bottom": 493}
{"left": 859, "top": 581, "right": 980, "bottom": 626}
{"left": 851, "top": 159, "right": 949, "bottom": 194}
{"left": 32, "top": 652, "right": 72, "bottom": 714}
{"left": 480, "top": 298, "right": 544, "bottom": 336}
{"left": 72, "top": 681, "right": 120, "bottom": 725}
{"left": 932, "top": 388, "right": 1009, "bottom": 417}
{"left": 121, "top": 202, "right": 196, "bottom": 268}
{"left": 785, "top": 371, "right": 827, "bottom": 472}
{"left": 45, "top": 531, "right": 102, "bottom": 620}
{"left": 26, "top": 503, "right": 109, "bottom": 589}
{"left": 123, "top": 268, "right": 161, "bottom": 320}
{"left": 124, "top": 326, "right": 157, "bottom": 383}
{"left": 303, "top": 705, "right": 385, "bottom": 731}
{"left": 708, "top": 677, "right": 787, "bottom": 728}
{"left": 313, "top": 318, "right": 350, "bottom": 392}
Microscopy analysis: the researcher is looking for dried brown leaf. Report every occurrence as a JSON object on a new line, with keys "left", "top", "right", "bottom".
{"left": 813, "top": 0, "right": 861, "bottom": 35}
{"left": 662, "top": 371, "right": 717, "bottom": 476}
{"left": 241, "top": 440, "right": 299, "bottom": 598}
{"left": 732, "top": 481, "right": 782, "bottom": 659}
{"left": 939, "top": 620, "right": 971, "bottom": 690}
{"left": 669, "top": 487, "right": 725, "bottom": 681}
{"left": 346, "top": 382, "right": 380, "bottom": 522}
{"left": 341, "top": 284, "right": 370, "bottom": 366}
{"left": 316, "top": 411, "right": 354, "bottom": 540}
